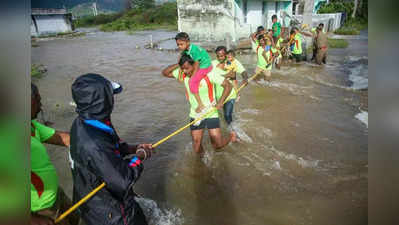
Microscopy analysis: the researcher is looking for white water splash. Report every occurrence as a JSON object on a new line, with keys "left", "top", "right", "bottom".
{"left": 135, "top": 197, "right": 184, "bottom": 225}
{"left": 240, "top": 108, "right": 261, "bottom": 115}
{"left": 231, "top": 122, "right": 253, "bottom": 143}
{"left": 271, "top": 148, "right": 320, "bottom": 169}
{"left": 355, "top": 111, "right": 368, "bottom": 128}
{"left": 349, "top": 64, "right": 368, "bottom": 90}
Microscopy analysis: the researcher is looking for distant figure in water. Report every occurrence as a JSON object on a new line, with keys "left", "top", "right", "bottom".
{"left": 70, "top": 74, "right": 154, "bottom": 225}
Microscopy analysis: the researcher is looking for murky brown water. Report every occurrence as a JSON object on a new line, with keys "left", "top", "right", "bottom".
{"left": 32, "top": 29, "right": 368, "bottom": 225}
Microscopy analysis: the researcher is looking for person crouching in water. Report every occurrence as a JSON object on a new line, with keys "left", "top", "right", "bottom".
{"left": 175, "top": 32, "right": 213, "bottom": 113}
{"left": 70, "top": 74, "right": 154, "bottom": 225}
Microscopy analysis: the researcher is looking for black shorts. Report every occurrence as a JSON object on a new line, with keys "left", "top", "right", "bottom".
{"left": 190, "top": 118, "right": 220, "bottom": 130}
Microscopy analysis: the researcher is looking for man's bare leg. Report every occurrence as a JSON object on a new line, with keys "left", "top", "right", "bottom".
{"left": 208, "top": 128, "right": 237, "bottom": 150}
{"left": 191, "top": 129, "right": 205, "bottom": 156}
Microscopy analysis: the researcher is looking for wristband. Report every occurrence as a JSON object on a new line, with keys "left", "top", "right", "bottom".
{"left": 136, "top": 148, "right": 147, "bottom": 161}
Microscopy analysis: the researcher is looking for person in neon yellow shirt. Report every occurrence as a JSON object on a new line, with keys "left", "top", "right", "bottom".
{"left": 30, "top": 83, "right": 76, "bottom": 225}
{"left": 251, "top": 34, "right": 274, "bottom": 81}
{"left": 289, "top": 27, "right": 313, "bottom": 63}
{"left": 162, "top": 54, "right": 237, "bottom": 156}
{"left": 211, "top": 46, "right": 249, "bottom": 138}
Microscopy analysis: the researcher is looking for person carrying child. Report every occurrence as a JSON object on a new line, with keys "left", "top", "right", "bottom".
{"left": 175, "top": 32, "right": 213, "bottom": 113}
{"left": 251, "top": 34, "right": 274, "bottom": 82}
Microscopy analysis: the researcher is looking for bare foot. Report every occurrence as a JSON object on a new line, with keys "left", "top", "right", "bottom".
{"left": 230, "top": 131, "right": 238, "bottom": 143}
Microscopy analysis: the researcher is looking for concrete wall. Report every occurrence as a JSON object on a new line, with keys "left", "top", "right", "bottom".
{"left": 177, "top": 0, "right": 236, "bottom": 41}
{"left": 31, "top": 14, "right": 73, "bottom": 36}
{"left": 292, "top": 13, "right": 342, "bottom": 31}
{"left": 177, "top": 0, "right": 293, "bottom": 42}
{"left": 246, "top": 0, "right": 263, "bottom": 30}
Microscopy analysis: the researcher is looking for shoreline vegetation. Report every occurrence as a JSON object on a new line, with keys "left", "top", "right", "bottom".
{"left": 31, "top": 64, "right": 47, "bottom": 78}
{"left": 74, "top": 2, "right": 177, "bottom": 32}
{"left": 318, "top": 0, "right": 368, "bottom": 35}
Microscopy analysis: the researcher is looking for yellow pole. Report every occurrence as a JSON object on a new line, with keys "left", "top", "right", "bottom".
{"left": 54, "top": 182, "right": 106, "bottom": 223}
{"left": 55, "top": 71, "right": 261, "bottom": 223}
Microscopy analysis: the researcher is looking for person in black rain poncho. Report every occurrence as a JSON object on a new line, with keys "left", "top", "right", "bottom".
{"left": 70, "top": 73, "right": 153, "bottom": 225}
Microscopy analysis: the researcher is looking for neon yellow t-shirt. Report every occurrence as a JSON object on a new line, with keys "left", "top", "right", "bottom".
{"left": 293, "top": 33, "right": 302, "bottom": 55}
{"left": 172, "top": 68, "right": 225, "bottom": 118}
{"left": 211, "top": 59, "right": 246, "bottom": 101}
{"left": 31, "top": 120, "right": 58, "bottom": 212}
{"left": 252, "top": 41, "right": 272, "bottom": 70}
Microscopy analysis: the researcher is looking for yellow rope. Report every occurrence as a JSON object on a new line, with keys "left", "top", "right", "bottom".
{"left": 55, "top": 71, "right": 261, "bottom": 223}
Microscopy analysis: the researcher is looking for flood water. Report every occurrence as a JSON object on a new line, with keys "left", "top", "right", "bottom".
{"left": 32, "top": 29, "right": 368, "bottom": 225}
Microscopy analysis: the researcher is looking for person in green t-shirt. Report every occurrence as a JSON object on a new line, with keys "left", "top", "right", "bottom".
{"left": 30, "top": 83, "right": 74, "bottom": 225}
{"left": 271, "top": 15, "right": 283, "bottom": 41}
{"left": 162, "top": 54, "right": 237, "bottom": 156}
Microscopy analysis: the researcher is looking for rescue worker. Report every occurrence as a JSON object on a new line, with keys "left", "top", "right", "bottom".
{"left": 315, "top": 26, "right": 328, "bottom": 65}
{"left": 69, "top": 74, "right": 153, "bottom": 225}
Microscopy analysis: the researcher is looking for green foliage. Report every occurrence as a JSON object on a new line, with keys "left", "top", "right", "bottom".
{"left": 131, "top": 0, "right": 155, "bottom": 9}
{"left": 99, "top": 2, "right": 177, "bottom": 32}
{"left": 327, "top": 38, "right": 348, "bottom": 48}
{"left": 31, "top": 64, "right": 46, "bottom": 78}
{"left": 73, "top": 13, "right": 123, "bottom": 27}
{"left": 318, "top": 1, "right": 354, "bottom": 16}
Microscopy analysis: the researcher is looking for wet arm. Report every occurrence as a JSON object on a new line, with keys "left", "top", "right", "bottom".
{"left": 217, "top": 79, "right": 232, "bottom": 106}
{"left": 44, "top": 131, "right": 70, "bottom": 147}
{"left": 162, "top": 63, "right": 179, "bottom": 78}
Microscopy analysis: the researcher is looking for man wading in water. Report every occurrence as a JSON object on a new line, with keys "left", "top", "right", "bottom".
{"left": 162, "top": 54, "right": 237, "bottom": 156}
{"left": 211, "top": 46, "right": 249, "bottom": 135}
{"left": 70, "top": 74, "right": 153, "bottom": 225}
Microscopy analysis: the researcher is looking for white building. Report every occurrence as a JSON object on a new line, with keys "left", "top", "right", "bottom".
{"left": 177, "top": 0, "right": 293, "bottom": 42}
{"left": 31, "top": 9, "right": 74, "bottom": 37}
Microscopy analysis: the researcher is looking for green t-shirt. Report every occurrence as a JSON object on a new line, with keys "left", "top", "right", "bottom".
{"left": 31, "top": 120, "right": 58, "bottom": 212}
{"left": 293, "top": 33, "right": 302, "bottom": 55}
{"left": 272, "top": 22, "right": 281, "bottom": 37}
{"left": 252, "top": 41, "right": 272, "bottom": 70}
{"left": 183, "top": 44, "right": 212, "bottom": 69}
{"left": 211, "top": 59, "right": 245, "bottom": 101}
{"left": 172, "top": 68, "right": 225, "bottom": 119}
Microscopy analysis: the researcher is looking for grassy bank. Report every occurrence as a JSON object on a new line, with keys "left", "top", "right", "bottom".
{"left": 74, "top": 13, "right": 123, "bottom": 28}
{"left": 328, "top": 38, "right": 349, "bottom": 48}
{"left": 73, "top": 2, "right": 177, "bottom": 32}
{"left": 31, "top": 64, "right": 47, "bottom": 78}
{"left": 100, "top": 3, "right": 177, "bottom": 32}
{"left": 334, "top": 18, "right": 368, "bottom": 35}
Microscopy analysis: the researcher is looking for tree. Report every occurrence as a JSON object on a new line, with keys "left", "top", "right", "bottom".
{"left": 131, "top": 0, "right": 155, "bottom": 9}
{"left": 352, "top": 0, "right": 358, "bottom": 18}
